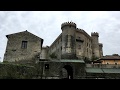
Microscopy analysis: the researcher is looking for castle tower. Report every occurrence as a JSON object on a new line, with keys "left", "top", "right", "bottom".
{"left": 61, "top": 21, "right": 77, "bottom": 59}
{"left": 99, "top": 43, "right": 103, "bottom": 58}
{"left": 91, "top": 32, "right": 100, "bottom": 58}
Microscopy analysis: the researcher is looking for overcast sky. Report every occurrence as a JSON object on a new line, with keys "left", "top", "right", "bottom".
{"left": 0, "top": 11, "right": 120, "bottom": 62}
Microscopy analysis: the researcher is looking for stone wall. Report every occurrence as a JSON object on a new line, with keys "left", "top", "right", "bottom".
{"left": 48, "top": 34, "right": 62, "bottom": 59}
{"left": 37, "top": 60, "right": 86, "bottom": 79}
{"left": 0, "top": 63, "right": 36, "bottom": 79}
{"left": 75, "top": 30, "right": 92, "bottom": 60}
{"left": 1, "top": 62, "right": 120, "bottom": 79}
{"left": 3, "top": 31, "right": 43, "bottom": 62}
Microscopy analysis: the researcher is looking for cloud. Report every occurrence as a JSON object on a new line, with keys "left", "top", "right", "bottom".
{"left": 0, "top": 11, "right": 120, "bottom": 62}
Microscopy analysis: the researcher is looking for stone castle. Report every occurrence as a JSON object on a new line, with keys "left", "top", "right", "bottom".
{"left": 41, "top": 22, "right": 103, "bottom": 60}
{"left": 3, "top": 21, "right": 105, "bottom": 79}
{"left": 3, "top": 21, "right": 120, "bottom": 79}
{"left": 3, "top": 21, "right": 103, "bottom": 62}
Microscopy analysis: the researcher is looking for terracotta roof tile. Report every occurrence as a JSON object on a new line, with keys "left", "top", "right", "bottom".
{"left": 100, "top": 55, "right": 120, "bottom": 60}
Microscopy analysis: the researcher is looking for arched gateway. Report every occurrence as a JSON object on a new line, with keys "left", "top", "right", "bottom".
{"left": 61, "top": 65, "right": 73, "bottom": 79}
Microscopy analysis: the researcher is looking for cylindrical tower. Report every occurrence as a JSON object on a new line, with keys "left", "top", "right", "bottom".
{"left": 99, "top": 43, "right": 103, "bottom": 58}
{"left": 91, "top": 32, "right": 100, "bottom": 58}
{"left": 61, "top": 21, "right": 77, "bottom": 59}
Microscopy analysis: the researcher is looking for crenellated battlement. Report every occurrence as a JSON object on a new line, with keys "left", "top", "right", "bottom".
{"left": 61, "top": 21, "right": 76, "bottom": 29}
{"left": 76, "top": 28, "right": 83, "bottom": 31}
{"left": 91, "top": 32, "right": 99, "bottom": 37}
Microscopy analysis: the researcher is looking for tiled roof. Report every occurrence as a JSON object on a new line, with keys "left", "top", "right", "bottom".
{"left": 99, "top": 55, "right": 120, "bottom": 60}
{"left": 6, "top": 30, "right": 43, "bottom": 40}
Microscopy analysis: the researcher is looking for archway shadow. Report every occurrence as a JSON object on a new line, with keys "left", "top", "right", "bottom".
{"left": 62, "top": 65, "right": 73, "bottom": 79}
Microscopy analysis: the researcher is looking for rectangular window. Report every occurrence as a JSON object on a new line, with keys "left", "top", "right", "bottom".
{"left": 45, "top": 64, "right": 49, "bottom": 69}
{"left": 87, "top": 43, "right": 88, "bottom": 47}
{"left": 21, "top": 41, "right": 27, "bottom": 49}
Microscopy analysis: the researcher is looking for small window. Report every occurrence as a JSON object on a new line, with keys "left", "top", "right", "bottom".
{"left": 12, "top": 49, "right": 16, "bottom": 52}
{"left": 21, "top": 41, "right": 27, "bottom": 49}
{"left": 87, "top": 43, "right": 88, "bottom": 46}
{"left": 45, "top": 64, "right": 49, "bottom": 69}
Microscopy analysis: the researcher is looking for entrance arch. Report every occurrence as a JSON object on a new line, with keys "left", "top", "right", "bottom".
{"left": 62, "top": 65, "right": 73, "bottom": 79}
